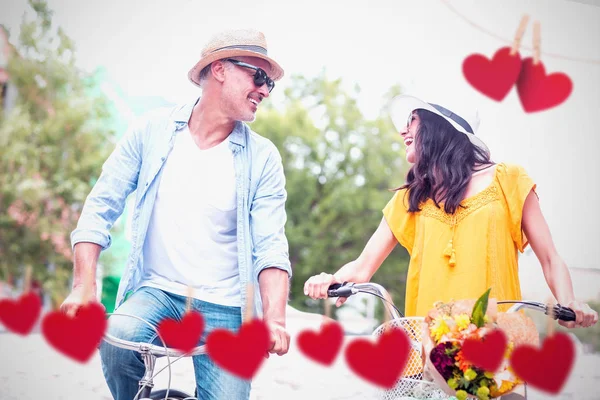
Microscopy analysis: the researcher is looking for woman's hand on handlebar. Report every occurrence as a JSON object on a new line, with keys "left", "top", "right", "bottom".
{"left": 559, "top": 300, "right": 598, "bottom": 329}
{"left": 304, "top": 273, "right": 347, "bottom": 307}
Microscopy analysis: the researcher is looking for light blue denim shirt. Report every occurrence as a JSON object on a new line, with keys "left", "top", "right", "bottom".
{"left": 71, "top": 98, "right": 291, "bottom": 321}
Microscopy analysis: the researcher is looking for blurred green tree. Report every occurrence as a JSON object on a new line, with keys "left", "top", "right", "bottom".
{"left": 252, "top": 73, "right": 411, "bottom": 314}
{"left": 0, "top": 0, "right": 114, "bottom": 307}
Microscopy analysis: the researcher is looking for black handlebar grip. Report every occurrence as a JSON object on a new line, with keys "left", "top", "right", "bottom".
{"left": 327, "top": 283, "right": 353, "bottom": 298}
{"left": 554, "top": 305, "right": 577, "bottom": 322}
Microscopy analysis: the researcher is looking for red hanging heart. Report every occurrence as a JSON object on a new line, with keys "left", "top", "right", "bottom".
{"left": 206, "top": 319, "right": 270, "bottom": 380}
{"left": 462, "top": 47, "right": 522, "bottom": 101}
{"left": 41, "top": 302, "right": 107, "bottom": 363}
{"left": 344, "top": 328, "right": 411, "bottom": 389}
{"left": 297, "top": 321, "right": 344, "bottom": 366}
{"left": 156, "top": 311, "right": 205, "bottom": 353}
{"left": 509, "top": 332, "right": 575, "bottom": 394}
{"left": 516, "top": 58, "right": 573, "bottom": 113}
{"left": 461, "top": 329, "right": 508, "bottom": 372}
{"left": 0, "top": 292, "right": 42, "bottom": 335}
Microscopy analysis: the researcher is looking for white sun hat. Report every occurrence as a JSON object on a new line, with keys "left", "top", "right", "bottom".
{"left": 389, "top": 95, "right": 489, "bottom": 154}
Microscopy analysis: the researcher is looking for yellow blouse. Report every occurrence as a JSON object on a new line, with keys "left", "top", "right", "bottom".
{"left": 383, "top": 163, "right": 536, "bottom": 317}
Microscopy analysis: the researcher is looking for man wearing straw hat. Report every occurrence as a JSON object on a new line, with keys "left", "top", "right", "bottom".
{"left": 61, "top": 28, "right": 291, "bottom": 399}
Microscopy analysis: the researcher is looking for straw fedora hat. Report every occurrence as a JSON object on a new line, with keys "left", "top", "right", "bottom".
{"left": 389, "top": 95, "right": 489, "bottom": 154}
{"left": 188, "top": 28, "right": 284, "bottom": 87}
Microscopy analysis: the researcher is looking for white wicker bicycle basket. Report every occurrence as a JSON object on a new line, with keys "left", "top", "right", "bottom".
{"left": 372, "top": 317, "right": 453, "bottom": 400}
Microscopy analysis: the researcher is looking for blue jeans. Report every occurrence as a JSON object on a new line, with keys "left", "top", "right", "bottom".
{"left": 99, "top": 286, "right": 251, "bottom": 400}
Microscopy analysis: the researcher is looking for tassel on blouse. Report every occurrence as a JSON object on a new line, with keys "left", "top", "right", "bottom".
{"left": 444, "top": 215, "right": 458, "bottom": 267}
{"left": 449, "top": 249, "right": 456, "bottom": 267}
{"left": 443, "top": 239, "right": 453, "bottom": 257}
{"left": 443, "top": 239, "right": 456, "bottom": 267}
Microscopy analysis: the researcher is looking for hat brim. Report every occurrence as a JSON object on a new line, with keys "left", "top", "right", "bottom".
{"left": 389, "top": 95, "right": 489, "bottom": 153}
{"left": 188, "top": 49, "right": 284, "bottom": 88}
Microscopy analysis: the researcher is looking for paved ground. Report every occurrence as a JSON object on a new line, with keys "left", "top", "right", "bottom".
{"left": 1, "top": 310, "right": 599, "bottom": 400}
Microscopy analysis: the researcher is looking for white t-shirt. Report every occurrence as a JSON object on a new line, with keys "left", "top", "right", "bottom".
{"left": 140, "top": 127, "right": 240, "bottom": 306}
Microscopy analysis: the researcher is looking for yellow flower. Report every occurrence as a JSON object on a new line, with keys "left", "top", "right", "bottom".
{"left": 464, "top": 368, "right": 477, "bottom": 381}
{"left": 430, "top": 316, "right": 451, "bottom": 342}
{"left": 456, "top": 390, "right": 468, "bottom": 400}
{"left": 454, "top": 314, "right": 471, "bottom": 331}
{"left": 476, "top": 386, "right": 490, "bottom": 400}
{"left": 447, "top": 378, "right": 458, "bottom": 389}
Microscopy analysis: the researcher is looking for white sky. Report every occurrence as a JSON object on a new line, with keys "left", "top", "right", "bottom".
{"left": 1, "top": 1, "right": 600, "bottom": 281}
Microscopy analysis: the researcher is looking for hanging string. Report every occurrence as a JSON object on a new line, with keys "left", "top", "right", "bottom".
{"left": 440, "top": 0, "right": 600, "bottom": 65}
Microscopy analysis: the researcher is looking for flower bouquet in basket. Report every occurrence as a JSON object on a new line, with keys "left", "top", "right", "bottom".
{"left": 422, "top": 289, "right": 539, "bottom": 400}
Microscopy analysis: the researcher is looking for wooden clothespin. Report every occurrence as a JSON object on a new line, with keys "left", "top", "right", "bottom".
{"left": 186, "top": 286, "right": 194, "bottom": 313}
{"left": 510, "top": 15, "right": 530, "bottom": 56}
{"left": 545, "top": 296, "right": 556, "bottom": 337}
{"left": 82, "top": 267, "right": 94, "bottom": 305}
{"left": 324, "top": 297, "right": 332, "bottom": 320}
{"left": 1, "top": 265, "right": 9, "bottom": 285}
{"left": 244, "top": 283, "right": 255, "bottom": 321}
{"left": 382, "top": 291, "right": 395, "bottom": 335}
{"left": 23, "top": 265, "right": 32, "bottom": 293}
{"left": 533, "top": 21, "right": 542, "bottom": 65}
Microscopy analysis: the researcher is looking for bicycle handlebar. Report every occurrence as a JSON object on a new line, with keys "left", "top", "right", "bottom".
{"left": 328, "top": 282, "right": 403, "bottom": 320}
{"left": 103, "top": 332, "right": 207, "bottom": 357}
{"left": 102, "top": 312, "right": 208, "bottom": 357}
{"left": 497, "top": 300, "right": 577, "bottom": 321}
{"left": 327, "top": 282, "right": 577, "bottom": 322}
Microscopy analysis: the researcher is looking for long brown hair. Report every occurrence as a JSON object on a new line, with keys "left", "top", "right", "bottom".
{"left": 399, "top": 109, "right": 493, "bottom": 214}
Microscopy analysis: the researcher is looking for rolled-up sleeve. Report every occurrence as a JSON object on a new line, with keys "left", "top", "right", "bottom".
{"left": 70, "top": 118, "right": 145, "bottom": 250}
{"left": 250, "top": 146, "right": 292, "bottom": 280}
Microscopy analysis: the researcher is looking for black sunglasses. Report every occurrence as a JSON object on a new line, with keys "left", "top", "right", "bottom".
{"left": 407, "top": 112, "right": 416, "bottom": 130}
{"left": 225, "top": 59, "right": 275, "bottom": 93}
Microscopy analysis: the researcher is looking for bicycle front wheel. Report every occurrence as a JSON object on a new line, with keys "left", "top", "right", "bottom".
{"left": 149, "top": 388, "right": 195, "bottom": 400}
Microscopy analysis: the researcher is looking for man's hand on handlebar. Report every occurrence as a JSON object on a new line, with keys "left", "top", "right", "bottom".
{"left": 304, "top": 273, "right": 347, "bottom": 307}
{"left": 264, "top": 319, "right": 290, "bottom": 358}
{"left": 59, "top": 284, "right": 104, "bottom": 318}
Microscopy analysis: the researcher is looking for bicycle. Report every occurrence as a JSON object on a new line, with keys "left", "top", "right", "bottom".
{"left": 102, "top": 313, "right": 204, "bottom": 400}
{"left": 326, "top": 282, "right": 577, "bottom": 400}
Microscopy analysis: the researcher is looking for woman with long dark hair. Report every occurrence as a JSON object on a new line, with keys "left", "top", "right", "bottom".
{"left": 304, "top": 95, "right": 597, "bottom": 328}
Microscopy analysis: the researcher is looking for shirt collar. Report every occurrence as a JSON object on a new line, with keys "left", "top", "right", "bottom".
{"left": 172, "top": 96, "right": 247, "bottom": 148}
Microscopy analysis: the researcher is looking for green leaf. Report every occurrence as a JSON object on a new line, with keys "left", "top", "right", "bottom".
{"left": 471, "top": 288, "right": 491, "bottom": 328}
